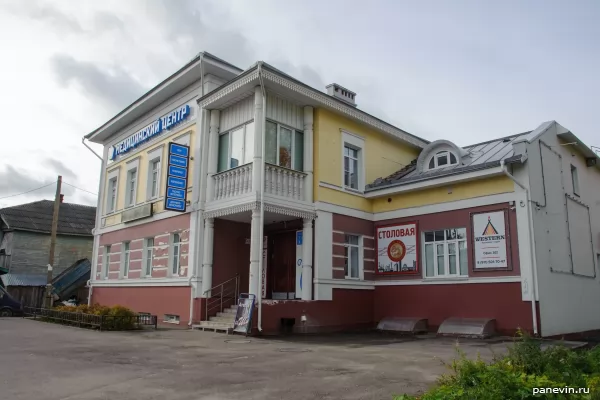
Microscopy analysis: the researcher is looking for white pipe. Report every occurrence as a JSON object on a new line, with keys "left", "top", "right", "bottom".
{"left": 188, "top": 53, "right": 205, "bottom": 326}
{"left": 500, "top": 160, "right": 539, "bottom": 336}
{"left": 257, "top": 62, "right": 267, "bottom": 332}
{"left": 81, "top": 137, "right": 103, "bottom": 161}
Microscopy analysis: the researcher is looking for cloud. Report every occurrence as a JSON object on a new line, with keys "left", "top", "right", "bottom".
{"left": 43, "top": 158, "right": 78, "bottom": 181}
{"left": 7, "top": 1, "right": 83, "bottom": 35}
{"left": 50, "top": 54, "right": 147, "bottom": 111}
{"left": 0, "top": 166, "right": 75, "bottom": 201}
{"left": 93, "top": 11, "right": 124, "bottom": 32}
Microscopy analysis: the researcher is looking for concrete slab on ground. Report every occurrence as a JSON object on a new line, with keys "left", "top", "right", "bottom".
{"left": 0, "top": 318, "right": 523, "bottom": 400}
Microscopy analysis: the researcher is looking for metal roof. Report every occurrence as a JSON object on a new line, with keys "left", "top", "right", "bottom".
{"left": 0, "top": 200, "right": 96, "bottom": 236}
{"left": 366, "top": 131, "right": 531, "bottom": 191}
{"left": 1, "top": 273, "right": 46, "bottom": 287}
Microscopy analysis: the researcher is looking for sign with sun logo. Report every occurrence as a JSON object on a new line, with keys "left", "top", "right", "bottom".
{"left": 472, "top": 211, "right": 508, "bottom": 269}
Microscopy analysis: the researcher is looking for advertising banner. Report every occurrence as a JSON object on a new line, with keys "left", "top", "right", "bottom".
{"left": 233, "top": 294, "right": 256, "bottom": 334}
{"left": 472, "top": 211, "right": 508, "bottom": 269}
{"left": 376, "top": 223, "right": 418, "bottom": 274}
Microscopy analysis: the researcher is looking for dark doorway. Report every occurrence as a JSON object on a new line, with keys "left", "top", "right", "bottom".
{"left": 269, "top": 231, "right": 296, "bottom": 300}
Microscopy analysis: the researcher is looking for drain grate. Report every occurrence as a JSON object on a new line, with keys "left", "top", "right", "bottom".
{"left": 225, "top": 339, "right": 251, "bottom": 344}
{"left": 277, "top": 348, "right": 312, "bottom": 353}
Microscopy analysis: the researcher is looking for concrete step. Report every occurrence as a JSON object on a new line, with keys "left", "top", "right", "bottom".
{"left": 209, "top": 315, "right": 235, "bottom": 323}
{"left": 191, "top": 321, "right": 233, "bottom": 333}
{"left": 218, "top": 308, "right": 237, "bottom": 316}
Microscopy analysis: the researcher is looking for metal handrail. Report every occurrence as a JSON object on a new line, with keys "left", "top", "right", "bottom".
{"left": 203, "top": 275, "right": 239, "bottom": 322}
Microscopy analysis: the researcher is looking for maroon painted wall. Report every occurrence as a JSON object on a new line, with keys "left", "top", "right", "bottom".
{"left": 92, "top": 286, "right": 191, "bottom": 327}
{"left": 212, "top": 219, "right": 251, "bottom": 292}
{"left": 374, "top": 283, "right": 533, "bottom": 334}
{"left": 260, "top": 289, "right": 374, "bottom": 334}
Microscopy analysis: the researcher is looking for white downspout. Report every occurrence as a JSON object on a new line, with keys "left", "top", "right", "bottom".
{"left": 81, "top": 137, "right": 103, "bottom": 306}
{"left": 257, "top": 63, "right": 267, "bottom": 332}
{"left": 500, "top": 160, "right": 539, "bottom": 336}
{"left": 188, "top": 54, "right": 205, "bottom": 326}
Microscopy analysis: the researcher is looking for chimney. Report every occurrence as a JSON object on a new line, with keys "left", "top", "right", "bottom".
{"left": 60, "top": 194, "right": 64, "bottom": 203}
{"left": 326, "top": 83, "right": 357, "bottom": 107}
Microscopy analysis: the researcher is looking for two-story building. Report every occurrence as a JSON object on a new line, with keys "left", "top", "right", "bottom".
{"left": 85, "top": 51, "right": 600, "bottom": 337}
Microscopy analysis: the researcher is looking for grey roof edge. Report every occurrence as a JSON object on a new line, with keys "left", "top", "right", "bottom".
{"left": 513, "top": 121, "right": 555, "bottom": 145}
{"left": 0, "top": 214, "right": 9, "bottom": 229}
{"left": 196, "top": 61, "right": 430, "bottom": 148}
{"left": 365, "top": 155, "right": 523, "bottom": 192}
{"left": 84, "top": 52, "right": 243, "bottom": 140}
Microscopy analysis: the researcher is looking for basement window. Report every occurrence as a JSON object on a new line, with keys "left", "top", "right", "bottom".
{"left": 163, "top": 314, "right": 180, "bottom": 324}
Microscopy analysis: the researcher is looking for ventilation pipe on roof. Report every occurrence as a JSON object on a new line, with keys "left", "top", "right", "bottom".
{"left": 500, "top": 160, "right": 539, "bottom": 336}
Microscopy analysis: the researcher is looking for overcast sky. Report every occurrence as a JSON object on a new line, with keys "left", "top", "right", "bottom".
{"left": 1, "top": 0, "right": 599, "bottom": 208}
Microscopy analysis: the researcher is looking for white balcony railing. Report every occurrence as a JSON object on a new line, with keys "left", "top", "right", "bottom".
{"left": 264, "top": 163, "right": 306, "bottom": 201}
{"left": 212, "top": 163, "right": 307, "bottom": 201}
{"left": 213, "top": 163, "right": 253, "bottom": 200}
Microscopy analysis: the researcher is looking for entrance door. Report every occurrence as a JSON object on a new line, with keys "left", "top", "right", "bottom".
{"left": 270, "top": 232, "right": 296, "bottom": 300}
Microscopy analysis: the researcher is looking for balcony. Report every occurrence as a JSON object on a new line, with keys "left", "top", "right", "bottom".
{"left": 212, "top": 163, "right": 307, "bottom": 202}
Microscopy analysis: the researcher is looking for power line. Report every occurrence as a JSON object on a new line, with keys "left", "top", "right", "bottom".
{"left": 0, "top": 181, "right": 57, "bottom": 201}
{"left": 62, "top": 181, "right": 97, "bottom": 196}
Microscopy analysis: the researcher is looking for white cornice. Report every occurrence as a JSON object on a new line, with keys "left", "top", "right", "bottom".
{"left": 198, "top": 70, "right": 259, "bottom": 108}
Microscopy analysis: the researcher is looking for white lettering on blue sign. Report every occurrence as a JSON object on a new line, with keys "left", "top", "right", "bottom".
{"left": 109, "top": 105, "right": 191, "bottom": 160}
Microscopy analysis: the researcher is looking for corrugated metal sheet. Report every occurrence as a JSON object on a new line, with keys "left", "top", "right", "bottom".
{"left": 1, "top": 273, "right": 46, "bottom": 287}
{"left": 220, "top": 95, "right": 254, "bottom": 132}
{"left": 266, "top": 93, "right": 304, "bottom": 130}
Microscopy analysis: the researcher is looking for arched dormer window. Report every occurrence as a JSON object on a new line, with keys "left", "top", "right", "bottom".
{"left": 427, "top": 150, "right": 458, "bottom": 170}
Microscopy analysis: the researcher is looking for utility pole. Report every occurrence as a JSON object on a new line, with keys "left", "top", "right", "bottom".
{"left": 45, "top": 175, "right": 62, "bottom": 308}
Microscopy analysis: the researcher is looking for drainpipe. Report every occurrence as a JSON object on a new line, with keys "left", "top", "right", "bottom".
{"left": 188, "top": 53, "right": 205, "bottom": 327}
{"left": 500, "top": 160, "right": 539, "bottom": 336}
{"left": 257, "top": 62, "right": 267, "bottom": 332}
{"left": 81, "top": 138, "right": 103, "bottom": 306}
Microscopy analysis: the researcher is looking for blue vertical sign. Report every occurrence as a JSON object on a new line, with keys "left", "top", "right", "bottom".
{"left": 164, "top": 142, "right": 190, "bottom": 212}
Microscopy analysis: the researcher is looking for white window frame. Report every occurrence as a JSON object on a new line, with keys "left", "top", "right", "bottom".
{"left": 121, "top": 241, "right": 131, "bottom": 278}
{"left": 105, "top": 168, "right": 120, "bottom": 214}
{"left": 265, "top": 120, "right": 304, "bottom": 171}
{"left": 218, "top": 122, "right": 255, "bottom": 171}
{"left": 124, "top": 157, "right": 139, "bottom": 208}
{"left": 163, "top": 314, "right": 180, "bottom": 324}
{"left": 103, "top": 245, "right": 111, "bottom": 279}
{"left": 427, "top": 150, "right": 458, "bottom": 170}
{"left": 571, "top": 164, "right": 580, "bottom": 196}
{"left": 146, "top": 145, "right": 164, "bottom": 201}
{"left": 341, "top": 131, "right": 365, "bottom": 192}
{"left": 344, "top": 234, "right": 364, "bottom": 280}
{"left": 169, "top": 232, "right": 182, "bottom": 277}
{"left": 422, "top": 228, "right": 468, "bottom": 278}
{"left": 142, "top": 237, "right": 154, "bottom": 278}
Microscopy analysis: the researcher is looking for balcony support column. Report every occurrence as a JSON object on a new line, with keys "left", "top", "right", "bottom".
{"left": 252, "top": 86, "right": 264, "bottom": 197}
{"left": 303, "top": 106, "right": 314, "bottom": 202}
{"left": 206, "top": 110, "right": 220, "bottom": 202}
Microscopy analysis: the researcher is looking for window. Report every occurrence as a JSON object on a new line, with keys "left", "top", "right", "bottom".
{"left": 125, "top": 168, "right": 137, "bottom": 207}
{"left": 427, "top": 151, "right": 458, "bottom": 170}
{"left": 150, "top": 159, "right": 161, "bottom": 198}
{"left": 217, "top": 122, "right": 255, "bottom": 172}
{"left": 344, "top": 234, "right": 361, "bottom": 279}
{"left": 164, "top": 314, "right": 180, "bottom": 324}
{"left": 424, "top": 228, "right": 468, "bottom": 278}
{"left": 171, "top": 233, "right": 181, "bottom": 276}
{"left": 103, "top": 245, "right": 111, "bottom": 279}
{"left": 122, "top": 242, "right": 130, "bottom": 278}
{"left": 571, "top": 165, "right": 580, "bottom": 196}
{"left": 107, "top": 178, "right": 117, "bottom": 212}
{"left": 265, "top": 121, "right": 304, "bottom": 171}
{"left": 342, "top": 131, "right": 364, "bottom": 191}
{"left": 344, "top": 146, "right": 359, "bottom": 189}
{"left": 144, "top": 238, "right": 154, "bottom": 277}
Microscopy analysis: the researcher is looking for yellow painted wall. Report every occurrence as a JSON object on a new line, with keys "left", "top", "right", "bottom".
{"left": 372, "top": 175, "right": 515, "bottom": 212}
{"left": 313, "top": 108, "right": 420, "bottom": 211}
{"left": 103, "top": 125, "right": 195, "bottom": 227}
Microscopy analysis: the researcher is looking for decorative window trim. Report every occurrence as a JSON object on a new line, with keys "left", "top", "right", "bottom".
{"left": 264, "top": 120, "right": 304, "bottom": 171}
{"left": 218, "top": 121, "right": 255, "bottom": 172}
{"left": 124, "top": 163, "right": 139, "bottom": 208}
{"left": 142, "top": 237, "right": 154, "bottom": 278}
{"left": 105, "top": 167, "right": 120, "bottom": 215}
{"left": 427, "top": 150, "right": 459, "bottom": 171}
{"left": 146, "top": 146, "right": 163, "bottom": 201}
{"left": 168, "top": 232, "right": 182, "bottom": 277}
{"left": 344, "top": 234, "right": 364, "bottom": 280}
{"left": 341, "top": 131, "right": 365, "bottom": 192}
{"left": 121, "top": 241, "right": 131, "bottom": 279}
{"left": 102, "top": 245, "right": 111, "bottom": 280}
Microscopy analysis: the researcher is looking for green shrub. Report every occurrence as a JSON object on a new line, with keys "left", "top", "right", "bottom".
{"left": 395, "top": 332, "right": 600, "bottom": 400}
{"left": 52, "top": 304, "right": 139, "bottom": 330}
